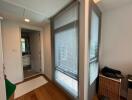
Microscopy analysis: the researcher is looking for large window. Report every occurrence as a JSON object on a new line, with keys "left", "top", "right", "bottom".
{"left": 89, "top": 4, "right": 101, "bottom": 85}
{"left": 52, "top": 2, "right": 79, "bottom": 98}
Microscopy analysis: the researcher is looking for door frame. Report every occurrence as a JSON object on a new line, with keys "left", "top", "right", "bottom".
{"left": 19, "top": 28, "right": 43, "bottom": 80}
{"left": 0, "top": 18, "right": 6, "bottom": 100}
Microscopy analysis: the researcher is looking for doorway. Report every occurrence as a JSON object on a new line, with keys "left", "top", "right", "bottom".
{"left": 21, "top": 28, "right": 41, "bottom": 79}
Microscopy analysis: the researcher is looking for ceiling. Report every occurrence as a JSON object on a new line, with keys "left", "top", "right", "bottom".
{"left": 1, "top": 0, "right": 132, "bottom": 27}
{"left": 97, "top": 0, "right": 132, "bottom": 12}
{"left": 0, "top": 0, "right": 71, "bottom": 27}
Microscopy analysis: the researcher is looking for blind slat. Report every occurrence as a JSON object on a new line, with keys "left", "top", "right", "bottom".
{"left": 55, "top": 27, "right": 78, "bottom": 78}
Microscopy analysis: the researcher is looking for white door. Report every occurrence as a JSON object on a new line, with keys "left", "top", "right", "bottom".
{"left": 0, "top": 19, "right": 6, "bottom": 100}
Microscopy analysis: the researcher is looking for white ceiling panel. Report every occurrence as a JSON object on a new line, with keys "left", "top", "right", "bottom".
{"left": 0, "top": 0, "right": 23, "bottom": 18}
{"left": 3, "top": 0, "right": 71, "bottom": 18}
{"left": 0, "top": 0, "right": 72, "bottom": 27}
{"left": 1, "top": 0, "right": 132, "bottom": 26}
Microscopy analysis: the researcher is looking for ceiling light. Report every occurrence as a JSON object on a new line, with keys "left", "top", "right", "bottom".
{"left": 24, "top": 18, "right": 30, "bottom": 22}
{"left": 94, "top": 0, "right": 101, "bottom": 3}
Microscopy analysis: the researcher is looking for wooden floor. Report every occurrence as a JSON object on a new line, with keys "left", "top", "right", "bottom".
{"left": 15, "top": 75, "right": 126, "bottom": 100}
{"left": 24, "top": 70, "right": 40, "bottom": 79}
{"left": 93, "top": 96, "right": 98, "bottom": 100}
{"left": 15, "top": 76, "right": 71, "bottom": 100}
{"left": 93, "top": 96, "right": 126, "bottom": 100}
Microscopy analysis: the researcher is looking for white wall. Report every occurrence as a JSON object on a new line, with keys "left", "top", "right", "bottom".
{"left": 100, "top": 3, "right": 132, "bottom": 75}
{"left": 43, "top": 23, "right": 52, "bottom": 80}
{"left": 79, "top": 0, "right": 90, "bottom": 99}
{"left": 2, "top": 20, "right": 44, "bottom": 83}
{"left": 2, "top": 20, "right": 23, "bottom": 83}
{"left": 0, "top": 20, "right": 6, "bottom": 100}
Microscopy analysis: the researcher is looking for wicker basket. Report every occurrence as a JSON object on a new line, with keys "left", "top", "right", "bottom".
{"left": 98, "top": 74, "right": 121, "bottom": 100}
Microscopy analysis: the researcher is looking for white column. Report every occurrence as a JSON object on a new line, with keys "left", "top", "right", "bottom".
{"left": 79, "top": 0, "right": 90, "bottom": 100}
{"left": 0, "top": 17, "right": 6, "bottom": 100}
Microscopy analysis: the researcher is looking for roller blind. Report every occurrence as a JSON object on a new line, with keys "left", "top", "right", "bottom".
{"left": 54, "top": 3, "right": 78, "bottom": 80}
{"left": 55, "top": 25, "right": 78, "bottom": 79}
{"left": 54, "top": 4, "right": 78, "bottom": 29}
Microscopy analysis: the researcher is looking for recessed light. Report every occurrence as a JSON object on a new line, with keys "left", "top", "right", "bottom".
{"left": 24, "top": 18, "right": 30, "bottom": 22}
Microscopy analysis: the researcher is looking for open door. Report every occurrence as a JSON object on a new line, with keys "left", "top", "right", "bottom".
{"left": 0, "top": 19, "right": 6, "bottom": 100}
{"left": 30, "top": 32, "right": 41, "bottom": 72}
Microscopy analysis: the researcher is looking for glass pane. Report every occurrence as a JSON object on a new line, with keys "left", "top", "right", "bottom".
{"left": 90, "top": 10, "right": 99, "bottom": 59}
{"left": 89, "top": 9, "right": 100, "bottom": 85}
{"left": 55, "top": 70, "right": 78, "bottom": 97}
{"left": 55, "top": 27, "right": 78, "bottom": 77}
{"left": 90, "top": 61, "right": 98, "bottom": 85}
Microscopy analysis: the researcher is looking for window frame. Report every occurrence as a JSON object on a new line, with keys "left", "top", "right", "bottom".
{"left": 54, "top": 20, "right": 78, "bottom": 80}
{"left": 89, "top": 1, "right": 102, "bottom": 85}
{"left": 51, "top": 1, "right": 80, "bottom": 99}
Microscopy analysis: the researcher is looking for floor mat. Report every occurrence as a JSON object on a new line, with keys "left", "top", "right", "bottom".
{"left": 14, "top": 76, "right": 48, "bottom": 99}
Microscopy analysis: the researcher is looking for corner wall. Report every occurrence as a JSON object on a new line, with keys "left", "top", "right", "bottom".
{"left": 2, "top": 20, "right": 44, "bottom": 83}
{"left": 100, "top": 3, "right": 132, "bottom": 75}
{"left": 43, "top": 23, "right": 52, "bottom": 80}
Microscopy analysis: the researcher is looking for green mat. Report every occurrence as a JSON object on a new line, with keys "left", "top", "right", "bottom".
{"left": 5, "top": 79, "right": 16, "bottom": 100}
